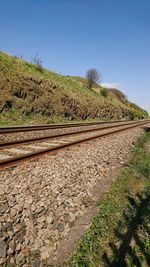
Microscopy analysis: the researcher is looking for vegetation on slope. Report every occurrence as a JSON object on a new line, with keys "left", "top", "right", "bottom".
{"left": 68, "top": 131, "right": 150, "bottom": 267}
{"left": 0, "top": 51, "right": 148, "bottom": 125}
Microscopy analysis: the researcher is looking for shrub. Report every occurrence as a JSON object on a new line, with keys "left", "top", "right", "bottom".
{"left": 32, "top": 54, "right": 44, "bottom": 73}
{"left": 129, "top": 110, "right": 135, "bottom": 120}
{"left": 100, "top": 88, "right": 108, "bottom": 97}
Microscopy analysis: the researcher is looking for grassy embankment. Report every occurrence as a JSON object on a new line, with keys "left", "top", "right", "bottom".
{"left": 68, "top": 131, "right": 150, "bottom": 267}
{"left": 0, "top": 51, "right": 148, "bottom": 125}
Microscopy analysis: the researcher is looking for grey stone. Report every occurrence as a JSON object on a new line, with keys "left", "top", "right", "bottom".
{"left": 0, "top": 203, "right": 8, "bottom": 214}
{"left": 31, "top": 258, "right": 40, "bottom": 267}
{"left": 36, "top": 207, "right": 44, "bottom": 214}
{"left": 0, "top": 240, "right": 7, "bottom": 257}
{"left": 3, "top": 221, "right": 12, "bottom": 229}
{"left": 56, "top": 223, "right": 65, "bottom": 233}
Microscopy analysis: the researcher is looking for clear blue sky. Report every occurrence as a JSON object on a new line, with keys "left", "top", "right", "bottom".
{"left": 0, "top": 0, "right": 150, "bottom": 113}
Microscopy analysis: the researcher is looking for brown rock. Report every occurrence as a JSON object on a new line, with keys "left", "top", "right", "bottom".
{"left": 7, "top": 246, "right": 14, "bottom": 255}
{"left": 40, "top": 246, "right": 50, "bottom": 259}
{"left": 13, "top": 224, "right": 21, "bottom": 233}
{"left": 26, "top": 195, "right": 33, "bottom": 204}
{"left": 9, "top": 240, "right": 16, "bottom": 250}
{"left": 31, "top": 204, "right": 36, "bottom": 212}
{"left": 10, "top": 257, "right": 15, "bottom": 264}
{"left": 37, "top": 216, "right": 45, "bottom": 223}
{"left": 46, "top": 214, "right": 54, "bottom": 224}
{"left": 0, "top": 257, "right": 7, "bottom": 264}
{"left": 0, "top": 216, "right": 4, "bottom": 223}
{"left": 10, "top": 207, "right": 17, "bottom": 217}
{"left": 16, "top": 243, "right": 21, "bottom": 251}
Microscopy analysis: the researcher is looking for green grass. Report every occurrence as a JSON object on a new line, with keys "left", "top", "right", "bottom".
{"left": 0, "top": 50, "right": 148, "bottom": 126}
{"left": 0, "top": 108, "right": 107, "bottom": 126}
{"left": 0, "top": 108, "right": 50, "bottom": 126}
{"left": 67, "top": 132, "right": 150, "bottom": 267}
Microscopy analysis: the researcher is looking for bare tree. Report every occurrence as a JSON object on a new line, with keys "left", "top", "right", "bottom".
{"left": 32, "top": 53, "right": 43, "bottom": 73}
{"left": 86, "top": 68, "right": 101, "bottom": 89}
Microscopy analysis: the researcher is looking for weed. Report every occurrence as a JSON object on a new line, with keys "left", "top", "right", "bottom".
{"left": 68, "top": 132, "right": 150, "bottom": 266}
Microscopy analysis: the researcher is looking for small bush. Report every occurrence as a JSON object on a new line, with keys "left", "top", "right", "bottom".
{"left": 32, "top": 54, "right": 44, "bottom": 73}
{"left": 100, "top": 88, "right": 108, "bottom": 97}
{"left": 129, "top": 110, "right": 135, "bottom": 120}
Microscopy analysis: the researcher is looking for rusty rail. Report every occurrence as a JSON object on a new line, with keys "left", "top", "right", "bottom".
{"left": 0, "top": 120, "right": 149, "bottom": 171}
{"left": 0, "top": 120, "right": 143, "bottom": 149}
{"left": 0, "top": 119, "right": 133, "bottom": 134}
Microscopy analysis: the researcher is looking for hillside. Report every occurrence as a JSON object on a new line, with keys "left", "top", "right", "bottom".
{"left": 0, "top": 51, "right": 148, "bottom": 125}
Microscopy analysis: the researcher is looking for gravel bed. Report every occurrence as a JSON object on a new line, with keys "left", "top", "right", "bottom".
{"left": 0, "top": 121, "right": 136, "bottom": 143}
{"left": 0, "top": 124, "right": 149, "bottom": 266}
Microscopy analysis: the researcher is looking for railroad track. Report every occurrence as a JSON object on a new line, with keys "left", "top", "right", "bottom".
{"left": 0, "top": 120, "right": 149, "bottom": 171}
{"left": 0, "top": 120, "right": 143, "bottom": 148}
{"left": 0, "top": 119, "right": 131, "bottom": 134}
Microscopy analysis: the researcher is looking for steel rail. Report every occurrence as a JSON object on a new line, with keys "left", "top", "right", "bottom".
{"left": 0, "top": 120, "right": 149, "bottom": 171}
{"left": 0, "top": 120, "right": 147, "bottom": 149}
{"left": 0, "top": 119, "right": 133, "bottom": 134}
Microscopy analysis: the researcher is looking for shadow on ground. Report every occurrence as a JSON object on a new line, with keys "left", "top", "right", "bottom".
{"left": 102, "top": 188, "right": 150, "bottom": 267}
